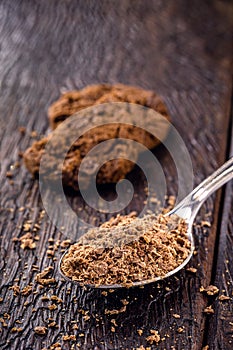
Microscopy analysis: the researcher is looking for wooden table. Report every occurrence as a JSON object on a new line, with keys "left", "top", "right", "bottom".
{"left": 0, "top": 1, "right": 232, "bottom": 349}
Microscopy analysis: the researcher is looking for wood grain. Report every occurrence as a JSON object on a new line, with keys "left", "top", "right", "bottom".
{"left": 206, "top": 121, "right": 233, "bottom": 350}
{"left": 0, "top": 1, "right": 232, "bottom": 349}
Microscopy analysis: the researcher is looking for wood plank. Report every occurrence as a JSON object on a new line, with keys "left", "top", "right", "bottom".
{"left": 0, "top": 1, "right": 232, "bottom": 349}
{"left": 205, "top": 120, "right": 233, "bottom": 350}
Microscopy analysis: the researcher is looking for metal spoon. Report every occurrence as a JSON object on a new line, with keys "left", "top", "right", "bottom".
{"left": 59, "top": 158, "right": 233, "bottom": 288}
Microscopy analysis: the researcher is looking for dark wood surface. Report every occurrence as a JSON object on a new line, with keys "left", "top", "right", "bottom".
{"left": 0, "top": 1, "right": 232, "bottom": 349}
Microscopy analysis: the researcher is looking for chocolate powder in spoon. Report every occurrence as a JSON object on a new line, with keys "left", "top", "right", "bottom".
{"left": 60, "top": 213, "right": 190, "bottom": 286}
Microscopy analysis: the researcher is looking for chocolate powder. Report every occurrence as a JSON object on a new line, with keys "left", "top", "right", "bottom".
{"left": 60, "top": 213, "right": 190, "bottom": 286}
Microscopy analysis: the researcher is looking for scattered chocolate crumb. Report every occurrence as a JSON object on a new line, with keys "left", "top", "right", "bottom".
{"left": 177, "top": 327, "right": 184, "bottom": 333}
{"left": 50, "top": 295, "right": 63, "bottom": 303}
{"left": 18, "top": 232, "right": 36, "bottom": 250}
{"left": 60, "top": 239, "right": 71, "bottom": 248}
{"left": 9, "top": 285, "right": 20, "bottom": 296}
{"left": 172, "top": 313, "right": 181, "bottom": 319}
{"left": 111, "top": 319, "right": 117, "bottom": 327}
{"left": 35, "top": 266, "right": 56, "bottom": 285}
{"left": 201, "top": 221, "right": 211, "bottom": 227}
{"left": 137, "top": 329, "right": 143, "bottom": 336}
{"left": 48, "top": 304, "right": 57, "bottom": 311}
{"left": 146, "top": 329, "right": 160, "bottom": 344}
{"left": 11, "top": 327, "right": 23, "bottom": 333}
{"left": 0, "top": 318, "right": 7, "bottom": 327}
{"left": 62, "top": 334, "right": 76, "bottom": 341}
{"left": 6, "top": 171, "right": 13, "bottom": 178}
{"left": 104, "top": 306, "right": 127, "bottom": 315}
{"left": 21, "top": 285, "right": 32, "bottom": 296}
{"left": 219, "top": 295, "right": 230, "bottom": 301}
{"left": 50, "top": 343, "right": 61, "bottom": 350}
{"left": 34, "top": 326, "right": 48, "bottom": 335}
{"left": 200, "top": 285, "right": 219, "bottom": 296}
{"left": 101, "top": 291, "right": 108, "bottom": 296}
{"left": 30, "top": 130, "right": 38, "bottom": 138}
{"left": 61, "top": 213, "right": 190, "bottom": 286}
{"left": 48, "top": 322, "right": 57, "bottom": 328}
{"left": 186, "top": 267, "right": 197, "bottom": 273}
{"left": 18, "top": 126, "right": 26, "bottom": 134}
{"left": 82, "top": 314, "right": 90, "bottom": 321}
{"left": 204, "top": 305, "right": 214, "bottom": 314}
{"left": 47, "top": 250, "right": 55, "bottom": 257}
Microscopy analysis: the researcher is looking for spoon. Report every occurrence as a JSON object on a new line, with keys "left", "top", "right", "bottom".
{"left": 59, "top": 157, "right": 233, "bottom": 288}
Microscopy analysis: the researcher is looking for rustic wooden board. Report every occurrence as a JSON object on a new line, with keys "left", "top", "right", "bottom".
{"left": 206, "top": 121, "right": 233, "bottom": 350}
{"left": 0, "top": 1, "right": 232, "bottom": 349}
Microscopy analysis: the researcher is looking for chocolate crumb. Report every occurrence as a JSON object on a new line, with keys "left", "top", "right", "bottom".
{"left": 177, "top": 327, "right": 184, "bottom": 333}
{"left": 201, "top": 221, "right": 211, "bottom": 227}
{"left": 146, "top": 329, "right": 160, "bottom": 344}
{"left": 35, "top": 266, "right": 56, "bottom": 285}
{"left": 186, "top": 267, "right": 197, "bottom": 273}
{"left": 61, "top": 213, "right": 190, "bottom": 286}
{"left": 9, "top": 285, "right": 20, "bottom": 296}
{"left": 62, "top": 334, "right": 76, "bottom": 341}
{"left": 19, "top": 233, "right": 36, "bottom": 250}
{"left": 34, "top": 326, "right": 47, "bottom": 335}
{"left": 219, "top": 295, "right": 230, "bottom": 301}
{"left": 18, "top": 126, "right": 26, "bottom": 134}
{"left": 204, "top": 305, "right": 214, "bottom": 314}
{"left": 50, "top": 295, "right": 63, "bottom": 303}
{"left": 21, "top": 285, "right": 32, "bottom": 296}
{"left": 104, "top": 306, "right": 127, "bottom": 315}
{"left": 200, "top": 285, "right": 219, "bottom": 296}
{"left": 11, "top": 327, "right": 23, "bottom": 333}
{"left": 48, "top": 304, "right": 57, "bottom": 311}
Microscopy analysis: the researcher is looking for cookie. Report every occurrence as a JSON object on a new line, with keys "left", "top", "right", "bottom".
{"left": 24, "top": 84, "right": 170, "bottom": 191}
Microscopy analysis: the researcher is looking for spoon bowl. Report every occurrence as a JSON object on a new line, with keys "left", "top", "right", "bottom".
{"left": 59, "top": 158, "right": 233, "bottom": 288}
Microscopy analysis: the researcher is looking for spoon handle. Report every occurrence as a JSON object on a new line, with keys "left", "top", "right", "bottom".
{"left": 169, "top": 157, "right": 233, "bottom": 220}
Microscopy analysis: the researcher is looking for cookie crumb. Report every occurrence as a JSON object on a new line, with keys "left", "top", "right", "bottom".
{"left": 173, "top": 313, "right": 181, "bottom": 319}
